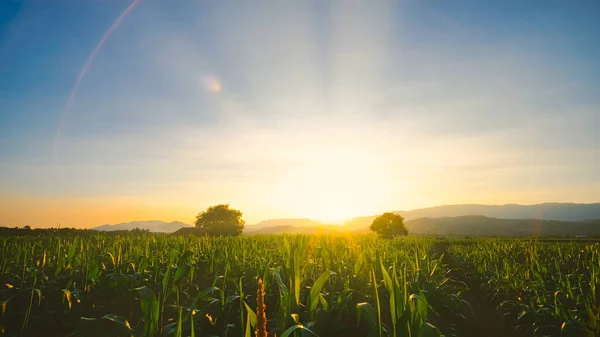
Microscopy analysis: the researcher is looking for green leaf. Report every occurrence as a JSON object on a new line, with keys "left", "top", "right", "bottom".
{"left": 354, "top": 251, "right": 366, "bottom": 276}
{"left": 585, "top": 303, "right": 596, "bottom": 329}
{"left": 34, "top": 288, "right": 42, "bottom": 307}
{"left": 318, "top": 293, "right": 328, "bottom": 312}
{"left": 67, "top": 237, "right": 79, "bottom": 263}
{"left": 174, "top": 264, "right": 190, "bottom": 283}
{"left": 309, "top": 270, "right": 335, "bottom": 314}
{"left": 244, "top": 301, "right": 257, "bottom": 337}
{"left": 106, "top": 252, "right": 116, "bottom": 269}
{"left": 135, "top": 286, "right": 160, "bottom": 336}
{"left": 380, "top": 260, "right": 396, "bottom": 337}
{"left": 371, "top": 268, "right": 382, "bottom": 337}
{"left": 194, "top": 286, "right": 220, "bottom": 304}
{"left": 102, "top": 313, "right": 134, "bottom": 333}
{"left": 356, "top": 302, "right": 377, "bottom": 328}
{"left": 417, "top": 322, "right": 441, "bottom": 337}
{"left": 280, "top": 324, "right": 319, "bottom": 337}
{"left": 270, "top": 269, "right": 289, "bottom": 298}
{"left": 162, "top": 265, "right": 172, "bottom": 293}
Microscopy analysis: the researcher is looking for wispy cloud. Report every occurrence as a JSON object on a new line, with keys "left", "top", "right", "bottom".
{"left": 1, "top": 1, "right": 598, "bottom": 227}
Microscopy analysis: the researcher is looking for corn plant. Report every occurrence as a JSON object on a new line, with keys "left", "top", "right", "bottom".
{"left": 0, "top": 233, "right": 477, "bottom": 337}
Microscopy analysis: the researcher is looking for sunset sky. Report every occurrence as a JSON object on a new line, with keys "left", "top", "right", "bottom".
{"left": 1, "top": 1, "right": 599, "bottom": 228}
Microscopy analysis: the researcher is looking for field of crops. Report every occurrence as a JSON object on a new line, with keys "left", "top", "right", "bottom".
{"left": 451, "top": 240, "right": 600, "bottom": 336}
{"left": 0, "top": 234, "right": 598, "bottom": 337}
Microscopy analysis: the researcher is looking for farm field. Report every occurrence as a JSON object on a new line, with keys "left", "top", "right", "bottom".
{"left": 0, "top": 234, "right": 598, "bottom": 337}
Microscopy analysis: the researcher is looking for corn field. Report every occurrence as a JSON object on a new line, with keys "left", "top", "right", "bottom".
{"left": 451, "top": 240, "right": 600, "bottom": 336}
{"left": 0, "top": 234, "right": 597, "bottom": 337}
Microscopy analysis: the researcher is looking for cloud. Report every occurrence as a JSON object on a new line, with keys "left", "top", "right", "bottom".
{"left": 2, "top": 1, "right": 599, "bottom": 227}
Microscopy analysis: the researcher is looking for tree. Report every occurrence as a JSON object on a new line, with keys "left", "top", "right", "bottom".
{"left": 369, "top": 212, "right": 408, "bottom": 238}
{"left": 194, "top": 204, "right": 245, "bottom": 236}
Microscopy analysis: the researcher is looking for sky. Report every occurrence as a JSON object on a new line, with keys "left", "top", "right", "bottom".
{"left": 0, "top": 0, "right": 599, "bottom": 228}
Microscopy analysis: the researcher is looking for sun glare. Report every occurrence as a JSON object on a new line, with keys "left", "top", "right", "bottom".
{"left": 272, "top": 144, "right": 394, "bottom": 224}
{"left": 306, "top": 198, "right": 354, "bottom": 225}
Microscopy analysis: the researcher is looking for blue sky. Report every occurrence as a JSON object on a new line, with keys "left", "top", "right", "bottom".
{"left": 1, "top": 0, "right": 599, "bottom": 227}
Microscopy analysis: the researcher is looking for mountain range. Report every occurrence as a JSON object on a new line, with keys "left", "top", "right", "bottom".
{"left": 93, "top": 220, "right": 192, "bottom": 233}
{"left": 92, "top": 203, "right": 600, "bottom": 236}
{"left": 405, "top": 216, "right": 599, "bottom": 237}
{"left": 342, "top": 202, "right": 600, "bottom": 230}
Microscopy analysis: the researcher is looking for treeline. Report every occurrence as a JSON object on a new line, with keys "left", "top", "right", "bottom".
{"left": 0, "top": 226, "right": 157, "bottom": 237}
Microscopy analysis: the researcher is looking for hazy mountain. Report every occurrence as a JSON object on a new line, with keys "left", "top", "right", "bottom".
{"left": 344, "top": 203, "right": 600, "bottom": 230}
{"left": 93, "top": 220, "right": 192, "bottom": 233}
{"left": 405, "top": 216, "right": 600, "bottom": 237}
{"left": 93, "top": 203, "right": 600, "bottom": 236}
{"left": 245, "top": 216, "right": 599, "bottom": 237}
{"left": 402, "top": 203, "right": 600, "bottom": 221}
{"left": 247, "top": 218, "right": 322, "bottom": 229}
{"left": 244, "top": 224, "right": 343, "bottom": 235}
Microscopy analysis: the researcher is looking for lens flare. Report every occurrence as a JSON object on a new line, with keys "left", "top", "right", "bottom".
{"left": 203, "top": 75, "right": 222, "bottom": 93}
{"left": 53, "top": 0, "right": 142, "bottom": 157}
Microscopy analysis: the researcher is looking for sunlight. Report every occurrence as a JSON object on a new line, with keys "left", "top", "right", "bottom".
{"left": 306, "top": 198, "right": 353, "bottom": 225}
{"left": 271, "top": 143, "right": 396, "bottom": 223}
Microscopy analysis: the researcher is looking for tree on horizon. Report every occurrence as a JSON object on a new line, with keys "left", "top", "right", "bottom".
{"left": 369, "top": 212, "right": 408, "bottom": 238}
{"left": 194, "top": 204, "right": 245, "bottom": 236}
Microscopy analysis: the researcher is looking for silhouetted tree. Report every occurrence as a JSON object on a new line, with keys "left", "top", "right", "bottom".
{"left": 194, "top": 204, "right": 245, "bottom": 236}
{"left": 370, "top": 212, "right": 408, "bottom": 238}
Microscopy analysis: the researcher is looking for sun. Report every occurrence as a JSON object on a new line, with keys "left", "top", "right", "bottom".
{"left": 306, "top": 199, "right": 355, "bottom": 225}
{"left": 271, "top": 145, "right": 395, "bottom": 224}
{"left": 298, "top": 185, "right": 380, "bottom": 225}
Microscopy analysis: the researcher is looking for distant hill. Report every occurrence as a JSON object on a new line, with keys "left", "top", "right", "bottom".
{"left": 247, "top": 218, "right": 322, "bottom": 229}
{"left": 344, "top": 203, "right": 600, "bottom": 230}
{"left": 405, "top": 216, "right": 600, "bottom": 237}
{"left": 92, "top": 203, "right": 600, "bottom": 236}
{"left": 93, "top": 220, "right": 192, "bottom": 233}
{"left": 244, "top": 216, "right": 599, "bottom": 237}
{"left": 170, "top": 227, "right": 209, "bottom": 237}
{"left": 244, "top": 224, "right": 343, "bottom": 235}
